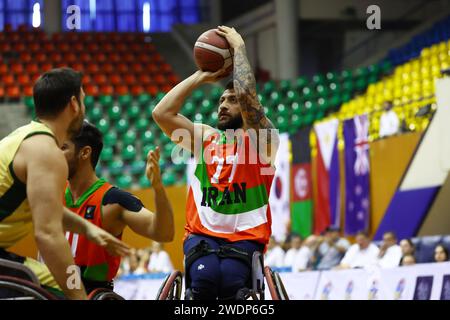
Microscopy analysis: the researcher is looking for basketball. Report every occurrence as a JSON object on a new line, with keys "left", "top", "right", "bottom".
{"left": 194, "top": 29, "right": 233, "bottom": 74}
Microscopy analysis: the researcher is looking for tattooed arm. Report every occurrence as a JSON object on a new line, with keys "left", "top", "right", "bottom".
{"left": 216, "top": 26, "right": 279, "bottom": 160}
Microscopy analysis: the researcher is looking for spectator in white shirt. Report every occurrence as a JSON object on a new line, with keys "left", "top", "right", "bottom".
{"left": 338, "top": 231, "right": 379, "bottom": 269}
{"left": 283, "top": 234, "right": 302, "bottom": 269}
{"left": 377, "top": 231, "right": 402, "bottom": 268}
{"left": 292, "top": 235, "right": 319, "bottom": 272}
{"left": 264, "top": 236, "right": 285, "bottom": 268}
{"left": 379, "top": 101, "right": 400, "bottom": 138}
{"left": 147, "top": 242, "right": 174, "bottom": 273}
{"left": 316, "top": 226, "right": 351, "bottom": 270}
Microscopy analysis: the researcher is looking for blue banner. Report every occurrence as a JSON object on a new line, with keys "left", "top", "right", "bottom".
{"left": 343, "top": 114, "right": 370, "bottom": 235}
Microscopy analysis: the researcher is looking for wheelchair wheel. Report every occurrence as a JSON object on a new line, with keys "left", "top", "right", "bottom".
{"left": 273, "top": 271, "right": 289, "bottom": 300}
{"left": 263, "top": 267, "right": 280, "bottom": 300}
{"left": 0, "top": 275, "right": 57, "bottom": 300}
{"left": 88, "top": 288, "right": 125, "bottom": 300}
{"left": 156, "top": 271, "right": 183, "bottom": 300}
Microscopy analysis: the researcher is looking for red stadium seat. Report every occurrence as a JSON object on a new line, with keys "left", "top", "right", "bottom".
{"left": 131, "top": 85, "right": 144, "bottom": 96}
{"left": 12, "top": 42, "right": 26, "bottom": 53}
{"left": 23, "top": 85, "right": 33, "bottom": 97}
{"left": 102, "top": 63, "right": 115, "bottom": 75}
{"left": 19, "top": 52, "right": 32, "bottom": 63}
{"left": 115, "top": 85, "right": 129, "bottom": 96}
{"left": 93, "top": 74, "right": 108, "bottom": 86}
{"left": 49, "top": 53, "right": 62, "bottom": 63}
{"left": 0, "top": 43, "right": 11, "bottom": 52}
{"left": 94, "top": 33, "right": 108, "bottom": 43}
{"left": 96, "top": 53, "right": 107, "bottom": 64}
{"left": 51, "top": 33, "right": 64, "bottom": 43}
{"left": 80, "top": 53, "right": 92, "bottom": 64}
{"left": 100, "top": 85, "right": 114, "bottom": 96}
{"left": 29, "top": 43, "right": 41, "bottom": 53}
{"left": 3, "top": 75, "right": 15, "bottom": 86}
{"left": 6, "top": 86, "right": 21, "bottom": 99}
{"left": 145, "top": 84, "right": 159, "bottom": 96}
{"left": 41, "top": 63, "right": 53, "bottom": 72}
{"left": 124, "top": 74, "right": 137, "bottom": 86}
{"left": 35, "top": 53, "right": 47, "bottom": 64}
{"left": 154, "top": 74, "right": 167, "bottom": 86}
{"left": 117, "top": 63, "right": 128, "bottom": 74}
{"left": 131, "top": 63, "right": 143, "bottom": 74}
{"left": 25, "top": 63, "right": 39, "bottom": 74}
{"left": 0, "top": 86, "right": 5, "bottom": 99}
{"left": 168, "top": 74, "right": 180, "bottom": 85}
{"left": 43, "top": 42, "right": 55, "bottom": 53}
{"left": 123, "top": 53, "right": 135, "bottom": 63}
{"left": 138, "top": 74, "right": 152, "bottom": 85}
{"left": 116, "top": 43, "right": 128, "bottom": 53}
{"left": 71, "top": 62, "right": 84, "bottom": 72}
{"left": 17, "top": 74, "right": 30, "bottom": 86}
{"left": 137, "top": 53, "right": 151, "bottom": 64}
{"left": 57, "top": 42, "right": 71, "bottom": 53}
{"left": 160, "top": 63, "right": 173, "bottom": 74}
{"left": 109, "top": 53, "right": 121, "bottom": 63}
{"left": 18, "top": 24, "right": 28, "bottom": 32}
{"left": 73, "top": 43, "right": 84, "bottom": 53}
{"left": 86, "top": 63, "right": 100, "bottom": 74}
{"left": 103, "top": 43, "right": 114, "bottom": 53}
{"left": 85, "top": 84, "right": 100, "bottom": 97}
{"left": 0, "top": 63, "right": 8, "bottom": 75}
{"left": 87, "top": 43, "right": 100, "bottom": 53}
{"left": 110, "top": 74, "right": 122, "bottom": 86}
{"left": 65, "top": 53, "right": 78, "bottom": 64}
{"left": 161, "top": 84, "right": 173, "bottom": 93}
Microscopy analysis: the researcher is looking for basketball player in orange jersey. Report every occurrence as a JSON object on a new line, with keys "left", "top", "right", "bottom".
{"left": 61, "top": 121, "right": 174, "bottom": 293}
{"left": 0, "top": 68, "right": 130, "bottom": 300}
{"left": 153, "top": 26, "right": 279, "bottom": 300}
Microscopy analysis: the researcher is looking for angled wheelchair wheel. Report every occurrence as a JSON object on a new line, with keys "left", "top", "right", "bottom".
{"left": 263, "top": 266, "right": 280, "bottom": 300}
{"left": 0, "top": 275, "right": 57, "bottom": 300}
{"left": 88, "top": 288, "right": 125, "bottom": 300}
{"left": 264, "top": 266, "right": 289, "bottom": 300}
{"left": 156, "top": 271, "right": 183, "bottom": 300}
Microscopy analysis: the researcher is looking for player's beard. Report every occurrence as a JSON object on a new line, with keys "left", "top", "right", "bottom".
{"left": 67, "top": 112, "right": 84, "bottom": 140}
{"left": 66, "top": 156, "right": 78, "bottom": 180}
{"left": 217, "top": 113, "right": 244, "bottom": 131}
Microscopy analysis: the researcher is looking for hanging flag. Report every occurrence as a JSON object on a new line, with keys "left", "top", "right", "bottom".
{"left": 269, "top": 133, "right": 291, "bottom": 243}
{"left": 290, "top": 126, "right": 313, "bottom": 238}
{"left": 343, "top": 114, "right": 370, "bottom": 235}
{"left": 314, "top": 119, "right": 340, "bottom": 234}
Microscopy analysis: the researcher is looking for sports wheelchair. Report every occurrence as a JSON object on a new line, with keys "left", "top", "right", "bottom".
{"left": 0, "top": 258, "right": 124, "bottom": 300}
{"left": 156, "top": 251, "right": 288, "bottom": 300}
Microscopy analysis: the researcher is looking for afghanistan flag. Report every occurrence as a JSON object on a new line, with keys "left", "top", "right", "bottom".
{"left": 290, "top": 126, "right": 313, "bottom": 238}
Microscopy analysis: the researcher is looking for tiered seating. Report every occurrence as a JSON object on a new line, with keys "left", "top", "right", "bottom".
{"left": 0, "top": 27, "right": 179, "bottom": 102}
{"left": 335, "top": 39, "right": 449, "bottom": 141}
{"left": 387, "top": 14, "right": 450, "bottom": 66}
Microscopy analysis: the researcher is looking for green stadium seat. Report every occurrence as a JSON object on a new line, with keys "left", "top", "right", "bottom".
{"left": 121, "top": 145, "right": 137, "bottom": 161}
{"left": 340, "top": 70, "right": 352, "bottom": 82}
{"left": 141, "top": 130, "right": 154, "bottom": 145}
{"left": 276, "top": 104, "right": 289, "bottom": 116}
{"left": 381, "top": 61, "right": 392, "bottom": 74}
{"left": 163, "top": 143, "right": 174, "bottom": 159}
{"left": 330, "top": 95, "right": 341, "bottom": 108}
{"left": 162, "top": 171, "right": 176, "bottom": 186}
{"left": 264, "top": 106, "right": 273, "bottom": 119}
{"left": 24, "top": 96, "right": 34, "bottom": 110}
{"left": 262, "top": 81, "right": 275, "bottom": 96}
{"left": 139, "top": 175, "right": 151, "bottom": 188}
{"left": 192, "top": 90, "right": 204, "bottom": 102}
{"left": 104, "top": 132, "right": 117, "bottom": 147}
{"left": 326, "top": 72, "right": 337, "bottom": 82}
{"left": 84, "top": 96, "right": 95, "bottom": 109}
{"left": 302, "top": 87, "right": 313, "bottom": 100}
{"left": 127, "top": 104, "right": 140, "bottom": 120}
{"left": 100, "top": 146, "right": 114, "bottom": 163}
{"left": 109, "top": 160, "right": 123, "bottom": 176}
{"left": 343, "top": 81, "right": 354, "bottom": 91}
{"left": 155, "top": 92, "right": 166, "bottom": 102}
{"left": 286, "top": 90, "right": 300, "bottom": 104}
{"left": 137, "top": 93, "right": 152, "bottom": 107}
{"left": 159, "top": 133, "right": 171, "bottom": 145}
{"left": 355, "top": 78, "right": 367, "bottom": 90}
{"left": 99, "top": 95, "right": 114, "bottom": 108}
{"left": 279, "top": 80, "right": 291, "bottom": 92}
{"left": 275, "top": 116, "right": 288, "bottom": 132}
{"left": 116, "top": 175, "right": 132, "bottom": 189}
{"left": 135, "top": 118, "right": 149, "bottom": 132}
{"left": 329, "top": 82, "right": 341, "bottom": 94}
{"left": 368, "top": 64, "right": 380, "bottom": 75}
{"left": 107, "top": 105, "right": 121, "bottom": 121}
{"left": 210, "top": 86, "right": 223, "bottom": 102}
{"left": 144, "top": 101, "right": 157, "bottom": 118}
{"left": 291, "top": 114, "right": 302, "bottom": 129}
{"left": 317, "top": 98, "right": 329, "bottom": 112}
{"left": 209, "top": 111, "right": 218, "bottom": 126}
{"left": 123, "top": 130, "right": 137, "bottom": 145}
{"left": 291, "top": 102, "right": 301, "bottom": 115}
{"left": 88, "top": 106, "right": 103, "bottom": 122}
{"left": 182, "top": 101, "right": 196, "bottom": 116}
{"left": 270, "top": 92, "right": 282, "bottom": 106}
{"left": 368, "top": 74, "right": 378, "bottom": 84}
{"left": 294, "top": 76, "right": 308, "bottom": 90}
{"left": 315, "top": 111, "right": 325, "bottom": 121}
{"left": 258, "top": 94, "right": 267, "bottom": 106}
{"left": 130, "top": 160, "right": 146, "bottom": 176}
{"left": 312, "top": 74, "right": 326, "bottom": 85}
{"left": 355, "top": 67, "right": 369, "bottom": 79}
{"left": 194, "top": 113, "right": 204, "bottom": 123}
{"left": 118, "top": 95, "right": 133, "bottom": 107}
{"left": 95, "top": 164, "right": 103, "bottom": 177}
{"left": 97, "top": 119, "right": 110, "bottom": 134}
{"left": 115, "top": 119, "right": 129, "bottom": 134}
{"left": 316, "top": 84, "right": 329, "bottom": 97}
{"left": 201, "top": 99, "right": 214, "bottom": 113}
{"left": 304, "top": 113, "right": 314, "bottom": 126}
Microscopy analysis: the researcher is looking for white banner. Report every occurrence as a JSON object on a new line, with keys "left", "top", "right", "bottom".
{"left": 114, "top": 262, "right": 450, "bottom": 300}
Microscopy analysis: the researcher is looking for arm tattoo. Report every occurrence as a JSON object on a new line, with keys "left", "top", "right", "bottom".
{"left": 233, "top": 45, "right": 274, "bottom": 130}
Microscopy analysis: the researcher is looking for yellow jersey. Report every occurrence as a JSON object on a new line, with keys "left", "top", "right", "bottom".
{"left": 0, "top": 121, "right": 55, "bottom": 248}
